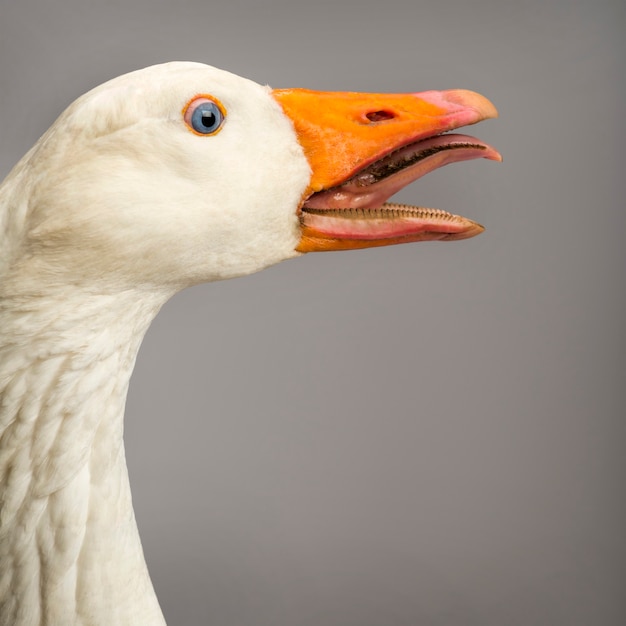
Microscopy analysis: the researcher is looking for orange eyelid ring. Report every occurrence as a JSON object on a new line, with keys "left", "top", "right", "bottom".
{"left": 182, "top": 94, "right": 227, "bottom": 136}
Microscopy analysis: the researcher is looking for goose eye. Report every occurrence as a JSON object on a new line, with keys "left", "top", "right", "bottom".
{"left": 184, "top": 97, "right": 225, "bottom": 135}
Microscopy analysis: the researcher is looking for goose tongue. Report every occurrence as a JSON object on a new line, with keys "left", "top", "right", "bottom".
{"left": 302, "top": 133, "right": 500, "bottom": 211}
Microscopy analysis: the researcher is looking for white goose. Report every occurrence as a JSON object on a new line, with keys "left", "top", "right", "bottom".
{"left": 0, "top": 62, "right": 499, "bottom": 625}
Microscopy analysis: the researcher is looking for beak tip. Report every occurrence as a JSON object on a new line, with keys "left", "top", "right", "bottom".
{"left": 442, "top": 89, "right": 499, "bottom": 121}
{"left": 465, "top": 220, "right": 486, "bottom": 239}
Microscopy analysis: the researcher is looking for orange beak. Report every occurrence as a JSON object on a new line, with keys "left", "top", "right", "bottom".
{"left": 272, "top": 88, "right": 500, "bottom": 252}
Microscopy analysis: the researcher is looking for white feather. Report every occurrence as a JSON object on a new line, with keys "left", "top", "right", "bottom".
{"left": 0, "top": 62, "right": 311, "bottom": 625}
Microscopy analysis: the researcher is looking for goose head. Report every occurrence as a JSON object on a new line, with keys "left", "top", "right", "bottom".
{"left": 0, "top": 62, "right": 500, "bottom": 625}
{"left": 2, "top": 61, "right": 499, "bottom": 295}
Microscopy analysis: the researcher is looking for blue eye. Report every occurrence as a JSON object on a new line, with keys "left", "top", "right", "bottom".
{"left": 184, "top": 97, "right": 225, "bottom": 135}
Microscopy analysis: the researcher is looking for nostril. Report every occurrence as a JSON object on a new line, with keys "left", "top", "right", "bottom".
{"left": 365, "top": 110, "right": 396, "bottom": 122}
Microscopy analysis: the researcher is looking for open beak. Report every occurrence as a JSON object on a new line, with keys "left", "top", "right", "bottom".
{"left": 272, "top": 88, "right": 501, "bottom": 252}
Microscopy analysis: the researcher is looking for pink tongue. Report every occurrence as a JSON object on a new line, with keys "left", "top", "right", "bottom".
{"left": 303, "top": 133, "right": 501, "bottom": 210}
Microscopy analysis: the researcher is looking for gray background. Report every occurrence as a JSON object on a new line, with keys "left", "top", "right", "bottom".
{"left": 1, "top": 0, "right": 624, "bottom": 624}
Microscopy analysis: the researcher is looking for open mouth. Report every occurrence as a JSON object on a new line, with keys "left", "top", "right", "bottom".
{"left": 299, "top": 131, "right": 501, "bottom": 250}
{"left": 272, "top": 85, "right": 500, "bottom": 252}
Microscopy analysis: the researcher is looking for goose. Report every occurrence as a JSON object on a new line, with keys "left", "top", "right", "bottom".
{"left": 0, "top": 61, "right": 500, "bottom": 625}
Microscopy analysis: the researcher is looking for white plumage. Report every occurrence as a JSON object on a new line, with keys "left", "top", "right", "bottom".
{"left": 0, "top": 62, "right": 311, "bottom": 626}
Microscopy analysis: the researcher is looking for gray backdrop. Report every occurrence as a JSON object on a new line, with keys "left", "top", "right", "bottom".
{"left": 1, "top": 1, "right": 624, "bottom": 624}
